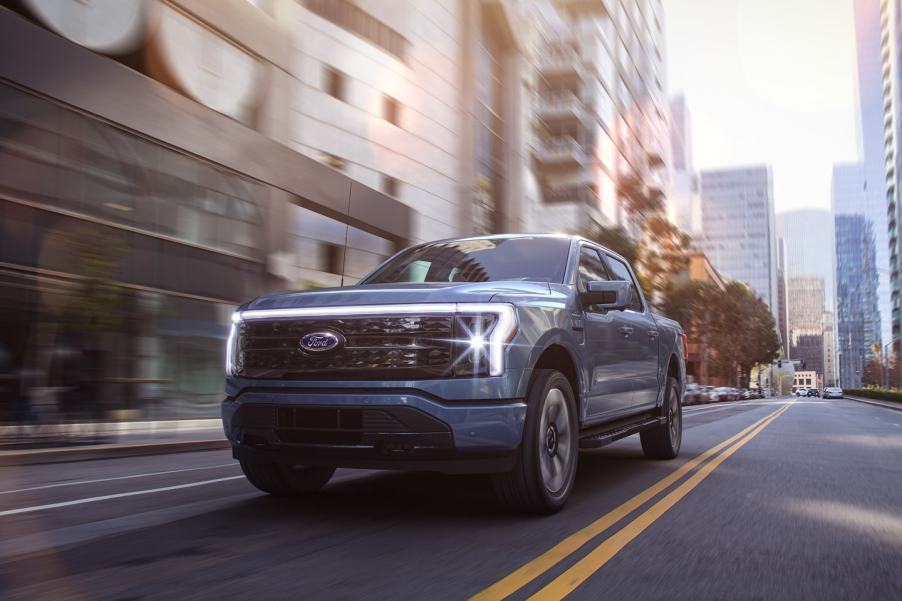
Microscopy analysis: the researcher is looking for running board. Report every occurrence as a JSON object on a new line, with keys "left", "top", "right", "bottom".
{"left": 578, "top": 414, "right": 666, "bottom": 449}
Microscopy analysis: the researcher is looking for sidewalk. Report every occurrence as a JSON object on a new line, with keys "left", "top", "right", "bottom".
{"left": 0, "top": 419, "right": 229, "bottom": 466}
{"left": 845, "top": 395, "right": 902, "bottom": 412}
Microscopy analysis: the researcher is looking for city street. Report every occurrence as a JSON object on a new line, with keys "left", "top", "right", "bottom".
{"left": 1, "top": 397, "right": 900, "bottom": 600}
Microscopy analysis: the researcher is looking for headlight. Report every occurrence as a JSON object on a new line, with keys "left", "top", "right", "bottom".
{"left": 225, "top": 312, "right": 241, "bottom": 375}
{"left": 452, "top": 304, "right": 518, "bottom": 377}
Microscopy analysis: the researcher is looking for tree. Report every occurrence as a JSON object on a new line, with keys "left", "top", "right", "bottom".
{"left": 638, "top": 215, "right": 692, "bottom": 305}
{"left": 706, "top": 282, "right": 780, "bottom": 387}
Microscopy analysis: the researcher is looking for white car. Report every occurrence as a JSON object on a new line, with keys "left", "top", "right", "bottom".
{"left": 823, "top": 387, "right": 843, "bottom": 399}
{"left": 794, "top": 388, "right": 809, "bottom": 397}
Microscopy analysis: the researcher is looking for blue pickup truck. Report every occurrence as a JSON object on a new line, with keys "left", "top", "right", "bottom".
{"left": 223, "top": 234, "right": 686, "bottom": 513}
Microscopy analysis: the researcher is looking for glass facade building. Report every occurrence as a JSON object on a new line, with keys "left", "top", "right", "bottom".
{"left": 696, "top": 166, "right": 778, "bottom": 318}
{"left": 835, "top": 214, "right": 881, "bottom": 388}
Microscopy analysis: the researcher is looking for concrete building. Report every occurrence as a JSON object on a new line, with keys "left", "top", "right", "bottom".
{"left": 851, "top": 0, "right": 893, "bottom": 349}
{"left": 696, "top": 166, "right": 778, "bottom": 318}
{"left": 0, "top": 1, "right": 527, "bottom": 418}
{"left": 526, "top": 0, "right": 670, "bottom": 235}
{"left": 792, "top": 370, "right": 820, "bottom": 392}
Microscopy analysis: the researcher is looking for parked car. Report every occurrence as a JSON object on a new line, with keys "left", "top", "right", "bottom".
{"left": 711, "top": 387, "right": 735, "bottom": 402}
{"left": 795, "top": 387, "right": 809, "bottom": 397}
{"left": 823, "top": 387, "right": 843, "bottom": 399}
{"left": 684, "top": 383, "right": 705, "bottom": 405}
{"left": 222, "top": 234, "right": 687, "bottom": 513}
{"left": 740, "top": 388, "right": 752, "bottom": 400}
{"left": 806, "top": 388, "right": 820, "bottom": 398}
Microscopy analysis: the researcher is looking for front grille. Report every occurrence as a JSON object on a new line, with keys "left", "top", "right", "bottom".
{"left": 232, "top": 404, "right": 452, "bottom": 449}
{"left": 235, "top": 315, "right": 454, "bottom": 379}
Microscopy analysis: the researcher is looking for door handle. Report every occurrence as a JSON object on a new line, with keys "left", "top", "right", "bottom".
{"left": 619, "top": 326, "right": 634, "bottom": 337}
{"left": 648, "top": 330, "right": 659, "bottom": 339}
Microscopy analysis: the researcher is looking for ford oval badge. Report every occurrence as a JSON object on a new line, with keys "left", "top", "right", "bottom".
{"left": 300, "top": 331, "right": 344, "bottom": 353}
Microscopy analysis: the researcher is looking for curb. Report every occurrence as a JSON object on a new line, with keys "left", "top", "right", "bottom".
{"left": 845, "top": 396, "right": 902, "bottom": 412}
{"left": 0, "top": 438, "right": 230, "bottom": 467}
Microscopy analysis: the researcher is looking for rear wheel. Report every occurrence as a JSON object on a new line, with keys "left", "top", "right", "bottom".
{"left": 493, "top": 369, "right": 578, "bottom": 514}
{"left": 239, "top": 459, "right": 335, "bottom": 495}
{"left": 640, "top": 376, "right": 682, "bottom": 460}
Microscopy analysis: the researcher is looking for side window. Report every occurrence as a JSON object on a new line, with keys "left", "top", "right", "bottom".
{"left": 605, "top": 256, "right": 644, "bottom": 312}
{"left": 577, "top": 246, "right": 610, "bottom": 292}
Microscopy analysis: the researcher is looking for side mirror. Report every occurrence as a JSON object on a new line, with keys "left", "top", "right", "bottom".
{"left": 580, "top": 280, "right": 630, "bottom": 310}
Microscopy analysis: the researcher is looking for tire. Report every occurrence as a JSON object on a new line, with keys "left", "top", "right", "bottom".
{"left": 239, "top": 458, "right": 336, "bottom": 496}
{"left": 640, "top": 376, "right": 682, "bottom": 460}
{"left": 493, "top": 369, "right": 578, "bottom": 514}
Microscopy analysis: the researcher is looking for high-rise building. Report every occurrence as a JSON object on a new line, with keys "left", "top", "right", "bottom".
{"left": 776, "top": 238, "right": 790, "bottom": 354}
{"left": 835, "top": 214, "right": 881, "bottom": 387}
{"left": 852, "top": 0, "right": 893, "bottom": 349}
{"left": 669, "top": 93, "right": 692, "bottom": 172}
{"left": 696, "top": 166, "right": 778, "bottom": 317}
{"left": 526, "top": 0, "right": 670, "bottom": 234}
{"left": 786, "top": 276, "right": 826, "bottom": 376}
{"left": 869, "top": 0, "right": 902, "bottom": 348}
{"left": 667, "top": 94, "right": 701, "bottom": 236}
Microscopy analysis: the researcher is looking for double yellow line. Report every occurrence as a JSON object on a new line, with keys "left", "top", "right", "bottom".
{"left": 471, "top": 402, "right": 794, "bottom": 601}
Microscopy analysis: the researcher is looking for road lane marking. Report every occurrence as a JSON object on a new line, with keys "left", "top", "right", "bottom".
{"left": 0, "top": 476, "right": 246, "bottom": 517}
{"left": 469, "top": 404, "right": 789, "bottom": 601}
{"left": 0, "top": 463, "right": 238, "bottom": 495}
{"left": 528, "top": 402, "right": 793, "bottom": 600}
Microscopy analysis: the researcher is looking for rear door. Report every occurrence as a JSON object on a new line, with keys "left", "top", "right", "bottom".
{"left": 603, "top": 254, "right": 660, "bottom": 410}
{"left": 576, "top": 245, "right": 635, "bottom": 420}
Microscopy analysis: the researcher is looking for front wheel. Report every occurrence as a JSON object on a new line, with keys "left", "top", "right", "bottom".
{"left": 493, "top": 369, "right": 578, "bottom": 514}
{"left": 640, "top": 376, "right": 682, "bottom": 460}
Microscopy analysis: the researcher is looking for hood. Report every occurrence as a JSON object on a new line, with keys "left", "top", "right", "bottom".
{"left": 243, "top": 281, "right": 552, "bottom": 311}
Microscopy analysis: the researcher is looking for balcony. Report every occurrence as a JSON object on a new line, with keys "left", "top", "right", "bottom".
{"left": 538, "top": 48, "right": 588, "bottom": 80}
{"left": 536, "top": 93, "right": 588, "bottom": 125}
{"left": 542, "top": 184, "right": 595, "bottom": 205}
{"left": 533, "top": 137, "right": 589, "bottom": 170}
{"left": 646, "top": 150, "right": 665, "bottom": 169}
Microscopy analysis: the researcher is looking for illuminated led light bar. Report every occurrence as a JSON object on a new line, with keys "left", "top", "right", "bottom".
{"left": 227, "top": 303, "right": 518, "bottom": 377}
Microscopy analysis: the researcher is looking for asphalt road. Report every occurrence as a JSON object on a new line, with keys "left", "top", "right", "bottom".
{"left": 1, "top": 397, "right": 901, "bottom": 600}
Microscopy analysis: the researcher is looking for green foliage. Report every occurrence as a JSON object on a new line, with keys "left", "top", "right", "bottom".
{"left": 660, "top": 279, "right": 780, "bottom": 387}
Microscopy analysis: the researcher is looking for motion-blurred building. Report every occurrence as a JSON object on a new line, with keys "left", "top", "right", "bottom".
{"left": 524, "top": 0, "right": 670, "bottom": 234}
{"left": 695, "top": 165, "right": 779, "bottom": 318}
{"left": 834, "top": 213, "right": 881, "bottom": 388}
{"left": 0, "top": 0, "right": 528, "bottom": 420}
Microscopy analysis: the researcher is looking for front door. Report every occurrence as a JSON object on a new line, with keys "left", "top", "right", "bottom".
{"left": 604, "top": 255, "right": 660, "bottom": 410}
{"left": 577, "top": 245, "right": 636, "bottom": 420}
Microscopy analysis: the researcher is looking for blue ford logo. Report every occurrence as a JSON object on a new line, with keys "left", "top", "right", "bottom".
{"left": 300, "top": 331, "right": 344, "bottom": 353}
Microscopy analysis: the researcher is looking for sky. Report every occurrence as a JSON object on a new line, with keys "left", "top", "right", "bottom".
{"left": 665, "top": 0, "right": 860, "bottom": 214}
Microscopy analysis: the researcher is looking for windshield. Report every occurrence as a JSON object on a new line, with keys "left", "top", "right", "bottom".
{"left": 360, "top": 237, "right": 571, "bottom": 285}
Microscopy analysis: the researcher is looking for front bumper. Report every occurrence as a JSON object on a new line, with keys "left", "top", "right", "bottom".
{"left": 222, "top": 389, "right": 527, "bottom": 474}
